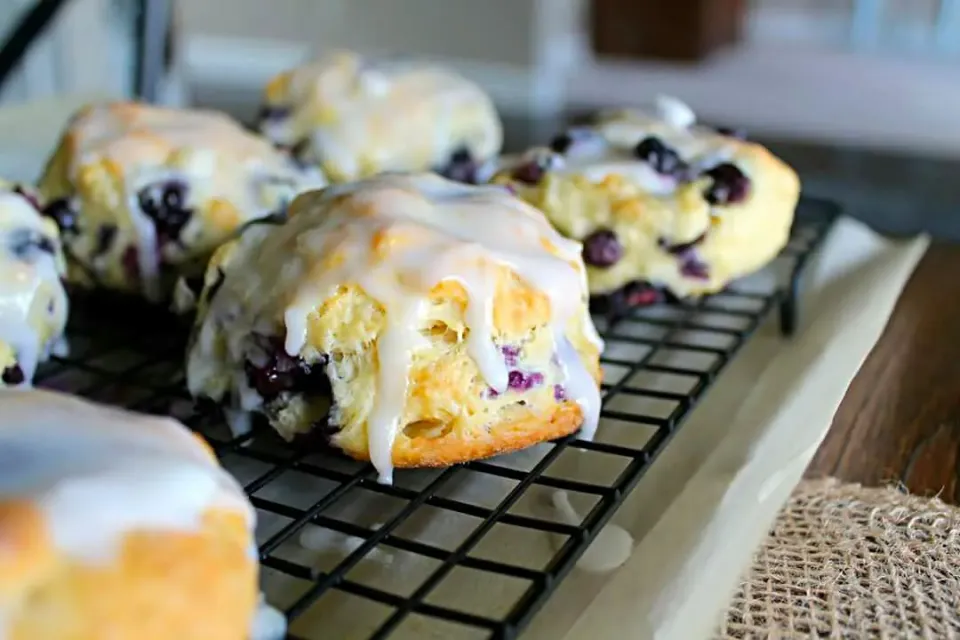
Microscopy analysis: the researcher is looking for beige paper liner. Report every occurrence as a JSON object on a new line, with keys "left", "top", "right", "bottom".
{"left": 539, "top": 217, "right": 928, "bottom": 640}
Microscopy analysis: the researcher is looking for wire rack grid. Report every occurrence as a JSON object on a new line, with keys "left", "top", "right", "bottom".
{"left": 33, "top": 196, "right": 836, "bottom": 640}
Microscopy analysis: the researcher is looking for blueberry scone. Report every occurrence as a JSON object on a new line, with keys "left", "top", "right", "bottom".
{"left": 0, "top": 389, "right": 283, "bottom": 640}
{"left": 0, "top": 182, "right": 68, "bottom": 387}
{"left": 38, "top": 102, "right": 326, "bottom": 302}
{"left": 493, "top": 97, "right": 801, "bottom": 313}
{"left": 257, "top": 51, "right": 502, "bottom": 184}
{"left": 186, "top": 173, "right": 602, "bottom": 483}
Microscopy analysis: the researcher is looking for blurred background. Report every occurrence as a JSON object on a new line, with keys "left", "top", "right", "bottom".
{"left": 1, "top": 0, "right": 959, "bottom": 234}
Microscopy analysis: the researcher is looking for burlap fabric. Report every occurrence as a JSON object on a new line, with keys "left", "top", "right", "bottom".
{"left": 718, "top": 479, "right": 960, "bottom": 639}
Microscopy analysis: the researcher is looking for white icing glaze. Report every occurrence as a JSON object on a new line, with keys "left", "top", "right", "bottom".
{"left": 262, "top": 51, "right": 502, "bottom": 179}
{"left": 65, "top": 103, "right": 326, "bottom": 301}
{"left": 520, "top": 96, "right": 736, "bottom": 197}
{"left": 0, "top": 389, "right": 254, "bottom": 563}
{"left": 552, "top": 490, "right": 633, "bottom": 573}
{"left": 187, "top": 173, "right": 602, "bottom": 484}
{"left": 0, "top": 191, "right": 68, "bottom": 384}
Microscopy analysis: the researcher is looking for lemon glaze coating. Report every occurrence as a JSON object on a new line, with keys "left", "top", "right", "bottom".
{"left": 258, "top": 51, "right": 502, "bottom": 183}
{"left": 186, "top": 173, "right": 603, "bottom": 483}
{"left": 0, "top": 389, "right": 268, "bottom": 640}
{"left": 494, "top": 97, "right": 801, "bottom": 308}
{"left": 39, "top": 102, "right": 326, "bottom": 302}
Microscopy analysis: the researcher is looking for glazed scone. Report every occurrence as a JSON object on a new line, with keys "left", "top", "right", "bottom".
{"left": 257, "top": 51, "right": 503, "bottom": 184}
{"left": 0, "top": 182, "right": 68, "bottom": 387}
{"left": 0, "top": 389, "right": 284, "bottom": 640}
{"left": 38, "top": 102, "right": 326, "bottom": 302}
{"left": 493, "top": 97, "right": 801, "bottom": 313}
{"left": 186, "top": 173, "right": 602, "bottom": 483}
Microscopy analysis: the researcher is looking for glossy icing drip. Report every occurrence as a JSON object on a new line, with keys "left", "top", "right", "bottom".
{"left": 188, "top": 174, "right": 602, "bottom": 484}
{"left": 261, "top": 52, "right": 502, "bottom": 178}
{"left": 0, "top": 191, "right": 68, "bottom": 384}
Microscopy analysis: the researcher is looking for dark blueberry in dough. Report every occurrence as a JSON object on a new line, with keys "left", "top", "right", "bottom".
{"left": 501, "top": 345, "right": 520, "bottom": 367}
{"left": 9, "top": 229, "right": 56, "bottom": 259}
{"left": 715, "top": 126, "right": 747, "bottom": 140}
{"left": 553, "top": 384, "right": 566, "bottom": 401}
{"left": 258, "top": 105, "right": 292, "bottom": 122}
{"left": 659, "top": 232, "right": 706, "bottom": 256}
{"left": 582, "top": 229, "right": 623, "bottom": 268}
{"left": 593, "top": 280, "right": 667, "bottom": 316}
{"left": 244, "top": 335, "right": 329, "bottom": 400}
{"left": 703, "top": 163, "right": 750, "bottom": 205}
{"left": 438, "top": 147, "right": 479, "bottom": 184}
{"left": 2, "top": 364, "right": 24, "bottom": 385}
{"left": 137, "top": 181, "right": 192, "bottom": 244}
{"left": 41, "top": 198, "right": 78, "bottom": 235}
{"left": 634, "top": 137, "right": 686, "bottom": 177}
{"left": 549, "top": 133, "right": 573, "bottom": 154}
{"left": 94, "top": 225, "right": 117, "bottom": 257}
{"left": 12, "top": 186, "right": 41, "bottom": 211}
{"left": 507, "top": 370, "right": 544, "bottom": 391}
{"left": 511, "top": 160, "right": 545, "bottom": 185}
{"left": 680, "top": 256, "right": 710, "bottom": 280}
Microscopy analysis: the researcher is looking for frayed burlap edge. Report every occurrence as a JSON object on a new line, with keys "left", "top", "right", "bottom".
{"left": 718, "top": 478, "right": 960, "bottom": 639}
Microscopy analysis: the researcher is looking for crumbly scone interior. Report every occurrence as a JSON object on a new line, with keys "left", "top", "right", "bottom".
{"left": 187, "top": 173, "right": 603, "bottom": 483}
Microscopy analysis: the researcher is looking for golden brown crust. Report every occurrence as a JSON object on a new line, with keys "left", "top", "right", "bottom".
{"left": 336, "top": 401, "right": 585, "bottom": 469}
{"left": 2, "top": 508, "right": 256, "bottom": 640}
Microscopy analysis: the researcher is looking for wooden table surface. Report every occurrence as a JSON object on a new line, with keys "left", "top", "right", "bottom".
{"left": 805, "top": 243, "right": 960, "bottom": 503}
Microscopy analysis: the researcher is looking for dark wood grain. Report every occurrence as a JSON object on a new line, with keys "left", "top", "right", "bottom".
{"left": 806, "top": 244, "right": 960, "bottom": 503}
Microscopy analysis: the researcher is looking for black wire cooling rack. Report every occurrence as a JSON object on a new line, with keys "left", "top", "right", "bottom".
{"left": 33, "top": 195, "right": 836, "bottom": 640}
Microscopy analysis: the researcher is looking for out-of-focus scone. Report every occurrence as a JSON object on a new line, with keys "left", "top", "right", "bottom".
{"left": 38, "top": 102, "right": 326, "bottom": 302}
{"left": 0, "top": 389, "right": 272, "bottom": 640}
{"left": 186, "top": 173, "right": 602, "bottom": 483}
{"left": 257, "top": 50, "right": 503, "bottom": 184}
{"left": 0, "top": 182, "right": 68, "bottom": 387}
{"left": 493, "top": 97, "right": 801, "bottom": 313}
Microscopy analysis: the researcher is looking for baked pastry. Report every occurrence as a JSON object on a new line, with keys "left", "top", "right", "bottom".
{"left": 0, "top": 182, "right": 68, "bottom": 387}
{"left": 257, "top": 51, "right": 502, "bottom": 184}
{"left": 186, "top": 173, "right": 602, "bottom": 483}
{"left": 38, "top": 102, "right": 326, "bottom": 302}
{"left": 0, "top": 389, "right": 269, "bottom": 640}
{"left": 493, "top": 97, "right": 801, "bottom": 313}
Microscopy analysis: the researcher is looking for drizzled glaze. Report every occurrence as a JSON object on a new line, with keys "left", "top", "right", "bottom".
{"left": 0, "top": 189, "right": 68, "bottom": 384}
{"left": 187, "top": 173, "right": 603, "bottom": 483}
{"left": 260, "top": 51, "right": 502, "bottom": 181}
{"left": 519, "top": 96, "right": 737, "bottom": 195}
{"left": 62, "top": 103, "right": 326, "bottom": 301}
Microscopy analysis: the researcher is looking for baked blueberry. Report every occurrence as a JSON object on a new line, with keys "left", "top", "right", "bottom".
{"left": 582, "top": 229, "right": 623, "bottom": 267}
{"left": 439, "top": 147, "right": 480, "bottom": 184}
{"left": 703, "top": 163, "right": 750, "bottom": 205}
{"left": 549, "top": 133, "right": 573, "bottom": 154}
{"left": 41, "top": 198, "right": 78, "bottom": 235}
{"left": 9, "top": 229, "right": 56, "bottom": 260}
{"left": 512, "top": 160, "right": 546, "bottom": 185}
{"left": 138, "top": 181, "right": 192, "bottom": 245}
{"left": 634, "top": 136, "right": 686, "bottom": 177}
{"left": 1, "top": 364, "right": 24, "bottom": 385}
